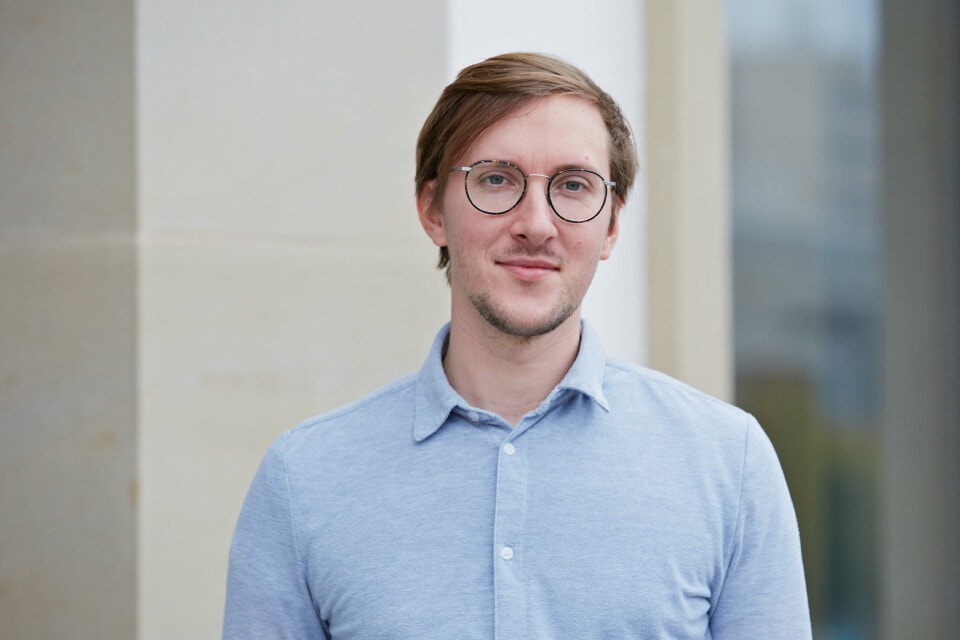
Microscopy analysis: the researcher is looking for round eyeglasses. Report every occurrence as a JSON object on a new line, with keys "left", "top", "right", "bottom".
{"left": 451, "top": 160, "right": 616, "bottom": 223}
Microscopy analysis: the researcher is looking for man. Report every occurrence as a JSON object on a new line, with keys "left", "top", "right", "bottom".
{"left": 223, "top": 52, "right": 811, "bottom": 639}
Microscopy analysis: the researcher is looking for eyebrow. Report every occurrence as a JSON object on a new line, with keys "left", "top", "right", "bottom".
{"left": 474, "top": 159, "right": 607, "bottom": 175}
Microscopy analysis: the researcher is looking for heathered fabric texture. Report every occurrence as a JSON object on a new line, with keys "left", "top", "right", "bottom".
{"left": 224, "top": 321, "right": 811, "bottom": 639}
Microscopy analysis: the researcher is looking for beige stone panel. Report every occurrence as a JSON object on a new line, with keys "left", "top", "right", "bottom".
{"left": 0, "top": 1, "right": 135, "bottom": 234}
{"left": 644, "top": 0, "right": 732, "bottom": 401}
{"left": 137, "top": 0, "right": 445, "bottom": 242}
{"left": 137, "top": 238, "right": 448, "bottom": 639}
{"left": 0, "top": 238, "right": 136, "bottom": 640}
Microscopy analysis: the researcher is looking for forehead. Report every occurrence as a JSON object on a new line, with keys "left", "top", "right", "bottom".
{"left": 461, "top": 95, "right": 611, "bottom": 173}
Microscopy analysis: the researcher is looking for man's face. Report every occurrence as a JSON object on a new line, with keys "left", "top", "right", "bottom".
{"left": 419, "top": 94, "right": 620, "bottom": 339}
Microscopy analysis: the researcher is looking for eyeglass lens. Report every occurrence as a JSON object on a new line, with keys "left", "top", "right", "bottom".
{"left": 464, "top": 161, "right": 608, "bottom": 222}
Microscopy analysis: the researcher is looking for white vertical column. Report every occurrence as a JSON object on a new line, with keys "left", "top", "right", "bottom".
{"left": 136, "top": 2, "right": 449, "bottom": 637}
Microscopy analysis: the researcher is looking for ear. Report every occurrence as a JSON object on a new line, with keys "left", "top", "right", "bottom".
{"left": 417, "top": 180, "right": 448, "bottom": 248}
{"left": 599, "top": 198, "right": 622, "bottom": 260}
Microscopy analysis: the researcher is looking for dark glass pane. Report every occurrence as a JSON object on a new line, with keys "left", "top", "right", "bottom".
{"left": 728, "top": 1, "right": 881, "bottom": 637}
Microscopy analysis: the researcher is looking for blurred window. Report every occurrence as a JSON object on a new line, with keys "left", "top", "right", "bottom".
{"left": 728, "top": 1, "right": 881, "bottom": 637}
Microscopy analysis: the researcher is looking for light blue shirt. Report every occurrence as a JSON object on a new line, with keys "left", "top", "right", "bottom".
{"left": 223, "top": 321, "right": 811, "bottom": 639}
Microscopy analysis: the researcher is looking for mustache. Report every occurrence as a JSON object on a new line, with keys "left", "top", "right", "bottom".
{"left": 494, "top": 245, "right": 562, "bottom": 262}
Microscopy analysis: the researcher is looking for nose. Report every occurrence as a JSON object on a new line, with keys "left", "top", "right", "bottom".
{"left": 510, "top": 174, "right": 558, "bottom": 246}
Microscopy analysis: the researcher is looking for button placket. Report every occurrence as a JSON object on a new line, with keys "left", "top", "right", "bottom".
{"left": 493, "top": 436, "right": 527, "bottom": 638}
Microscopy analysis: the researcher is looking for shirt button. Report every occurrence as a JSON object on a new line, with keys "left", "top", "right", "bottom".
{"left": 467, "top": 411, "right": 480, "bottom": 422}
{"left": 500, "top": 546, "right": 514, "bottom": 560}
{"left": 503, "top": 443, "right": 516, "bottom": 455}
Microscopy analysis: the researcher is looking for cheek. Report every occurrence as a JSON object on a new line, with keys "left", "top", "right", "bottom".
{"left": 446, "top": 216, "right": 475, "bottom": 251}
{"left": 448, "top": 212, "right": 506, "bottom": 252}
{"left": 565, "top": 230, "right": 607, "bottom": 260}
{"left": 445, "top": 219, "right": 489, "bottom": 275}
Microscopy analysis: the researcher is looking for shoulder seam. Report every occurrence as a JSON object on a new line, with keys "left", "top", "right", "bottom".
{"left": 290, "top": 374, "right": 417, "bottom": 433}
{"left": 605, "top": 359, "right": 747, "bottom": 415}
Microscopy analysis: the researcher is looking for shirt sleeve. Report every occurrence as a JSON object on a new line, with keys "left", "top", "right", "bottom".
{"left": 222, "top": 437, "right": 328, "bottom": 640}
{"left": 708, "top": 416, "right": 813, "bottom": 638}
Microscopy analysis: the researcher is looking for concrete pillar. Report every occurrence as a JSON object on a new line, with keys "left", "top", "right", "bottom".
{"left": 879, "top": 0, "right": 960, "bottom": 636}
{"left": 0, "top": 2, "right": 138, "bottom": 638}
{"left": 1, "top": 2, "right": 448, "bottom": 638}
{"left": 644, "top": 0, "right": 733, "bottom": 400}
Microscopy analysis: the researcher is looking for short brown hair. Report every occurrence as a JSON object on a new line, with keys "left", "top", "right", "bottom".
{"left": 415, "top": 52, "right": 639, "bottom": 271}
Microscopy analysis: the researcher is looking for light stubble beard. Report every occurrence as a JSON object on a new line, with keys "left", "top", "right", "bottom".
{"left": 469, "top": 290, "right": 579, "bottom": 339}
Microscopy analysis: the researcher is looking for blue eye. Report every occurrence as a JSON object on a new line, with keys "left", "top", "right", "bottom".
{"left": 483, "top": 175, "right": 507, "bottom": 186}
{"left": 553, "top": 175, "right": 593, "bottom": 197}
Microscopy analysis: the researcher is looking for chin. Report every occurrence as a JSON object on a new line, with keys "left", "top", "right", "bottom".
{"left": 471, "top": 293, "right": 578, "bottom": 338}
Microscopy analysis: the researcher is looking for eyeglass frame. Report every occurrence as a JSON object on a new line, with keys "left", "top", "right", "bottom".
{"left": 450, "top": 159, "right": 617, "bottom": 223}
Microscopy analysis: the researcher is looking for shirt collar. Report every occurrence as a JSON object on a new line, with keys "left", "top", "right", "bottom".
{"left": 413, "top": 320, "right": 610, "bottom": 442}
{"left": 413, "top": 324, "right": 462, "bottom": 442}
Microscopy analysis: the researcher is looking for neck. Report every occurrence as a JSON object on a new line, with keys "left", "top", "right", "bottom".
{"left": 442, "top": 313, "right": 582, "bottom": 427}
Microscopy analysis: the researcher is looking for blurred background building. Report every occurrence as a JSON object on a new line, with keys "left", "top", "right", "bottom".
{"left": 0, "top": 1, "right": 956, "bottom": 638}
{"left": 731, "top": 1, "right": 884, "bottom": 636}
{"left": 730, "top": 0, "right": 958, "bottom": 637}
